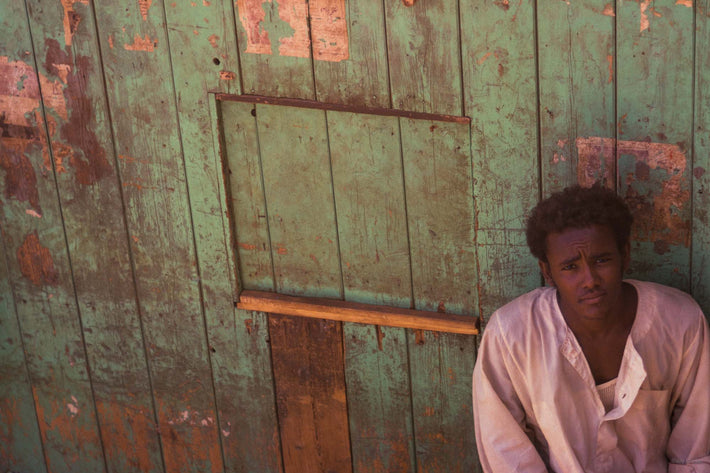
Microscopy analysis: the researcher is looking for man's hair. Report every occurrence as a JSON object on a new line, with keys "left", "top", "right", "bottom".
{"left": 525, "top": 183, "right": 633, "bottom": 262}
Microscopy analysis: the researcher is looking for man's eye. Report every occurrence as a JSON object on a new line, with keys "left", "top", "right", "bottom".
{"left": 561, "top": 264, "right": 576, "bottom": 271}
{"left": 596, "top": 258, "right": 611, "bottom": 264}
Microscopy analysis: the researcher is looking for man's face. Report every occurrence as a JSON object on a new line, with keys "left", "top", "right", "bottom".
{"left": 538, "top": 224, "right": 629, "bottom": 324}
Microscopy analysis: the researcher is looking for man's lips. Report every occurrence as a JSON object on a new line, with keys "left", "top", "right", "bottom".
{"left": 579, "top": 292, "right": 606, "bottom": 304}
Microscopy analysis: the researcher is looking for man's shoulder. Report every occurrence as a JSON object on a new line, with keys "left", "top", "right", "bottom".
{"left": 631, "top": 279, "right": 706, "bottom": 329}
{"left": 487, "top": 286, "right": 558, "bottom": 335}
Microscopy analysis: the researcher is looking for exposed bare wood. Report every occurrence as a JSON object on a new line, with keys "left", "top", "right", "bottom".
{"left": 237, "top": 290, "right": 479, "bottom": 335}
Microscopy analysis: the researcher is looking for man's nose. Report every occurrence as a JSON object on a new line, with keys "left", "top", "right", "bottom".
{"left": 580, "top": 262, "right": 600, "bottom": 287}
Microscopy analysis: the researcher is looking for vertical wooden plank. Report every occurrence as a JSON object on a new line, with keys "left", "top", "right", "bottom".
{"left": 23, "top": 1, "right": 164, "bottom": 471}
{"left": 0, "top": 232, "right": 46, "bottom": 473}
{"left": 164, "top": 3, "right": 283, "bottom": 472}
{"left": 257, "top": 104, "right": 351, "bottom": 473}
{"left": 313, "top": 0, "right": 389, "bottom": 107}
{"left": 328, "top": 111, "right": 416, "bottom": 473}
{"left": 218, "top": 99, "right": 284, "bottom": 472}
{"left": 384, "top": 0, "right": 462, "bottom": 114}
{"left": 460, "top": 0, "right": 541, "bottom": 320}
{"left": 537, "top": 0, "right": 616, "bottom": 193}
{"left": 235, "top": 0, "right": 315, "bottom": 98}
{"left": 401, "top": 119, "right": 478, "bottom": 473}
{"left": 616, "top": 0, "right": 694, "bottom": 289}
{"left": 0, "top": 4, "right": 107, "bottom": 473}
{"left": 694, "top": 0, "right": 710, "bottom": 314}
{"left": 222, "top": 100, "right": 275, "bottom": 292}
{"left": 92, "top": 1, "right": 222, "bottom": 471}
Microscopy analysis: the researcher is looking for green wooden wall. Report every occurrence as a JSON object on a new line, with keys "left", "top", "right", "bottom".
{"left": 1, "top": 0, "right": 708, "bottom": 472}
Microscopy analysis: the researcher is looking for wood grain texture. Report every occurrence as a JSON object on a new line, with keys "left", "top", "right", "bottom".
{"left": 537, "top": 0, "right": 616, "bottom": 194}
{"left": 165, "top": 3, "right": 283, "bottom": 471}
{"left": 0, "top": 3, "right": 106, "bottom": 472}
{"left": 461, "top": 0, "right": 541, "bottom": 321}
{"left": 313, "top": 0, "right": 389, "bottom": 107}
{"left": 255, "top": 102, "right": 351, "bottom": 473}
{"left": 384, "top": 0, "right": 462, "bottom": 115}
{"left": 92, "top": 1, "right": 222, "bottom": 471}
{"left": 235, "top": 0, "right": 315, "bottom": 98}
{"left": 24, "top": 1, "right": 164, "bottom": 470}
{"left": 616, "top": 0, "right": 694, "bottom": 290}
{"left": 238, "top": 290, "right": 478, "bottom": 334}
{"left": 0, "top": 229, "right": 46, "bottom": 473}
{"left": 693, "top": 0, "right": 710, "bottom": 315}
{"left": 401, "top": 119, "right": 478, "bottom": 473}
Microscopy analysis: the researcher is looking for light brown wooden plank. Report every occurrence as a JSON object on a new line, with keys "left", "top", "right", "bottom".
{"left": 238, "top": 290, "right": 479, "bottom": 335}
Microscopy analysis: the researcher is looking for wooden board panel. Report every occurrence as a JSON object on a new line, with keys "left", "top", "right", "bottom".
{"left": 616, "top": 0, "right": 694, "bottom": 290}
{"left": 384, "top": 0, "right": 462, "bottom": 115}
{"left": 92, "top": 1, "right": 222, "bottom": 471}
{"left": 328, "top": 111, "right": 415, "bottom": 473}
{"left": 537, "top": 0, "right": 616, "bottom": 193}
{"left": 0, "top": 3, "right": 106, "bottom": 472}
{"left": 256, "top": 103, "right": 351, "bottom": 473}
{"left": 23, "top": 1, "right": 164, "bottom": 471}
{"left": 313, "top": 0, "right": 390, "bottom": 107}
{"left": 0, "top": 232, "right": 46, "bottom": 473}
{"left": 164, "top": 4, "right": 283, "bottom": 472}
{"left": 693, "top": 0, "right": 710, "bottom": 314}
{"left": 401, "top": 119, "right": 478, "bottom": 473}
{"left": 235, "top": 0, "right": 315, "bottom": 98}
{"left": 460, "top": 0, "right": 541, "bottom": 320}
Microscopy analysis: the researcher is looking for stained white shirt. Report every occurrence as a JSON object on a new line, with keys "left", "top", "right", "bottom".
{"left": 473, "top": 280, "right": 710, "bottom": 473}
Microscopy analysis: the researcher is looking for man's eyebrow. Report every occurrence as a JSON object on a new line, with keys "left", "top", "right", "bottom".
{"left": 559, "top": 254, "right": 581, "bottom": 266}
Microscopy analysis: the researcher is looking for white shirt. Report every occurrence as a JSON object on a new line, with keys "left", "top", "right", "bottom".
{"left": 473, "top": 280, "right": 710, "bottom": 472}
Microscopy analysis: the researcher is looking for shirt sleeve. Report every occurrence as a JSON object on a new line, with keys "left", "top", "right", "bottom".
{"left": 473, "top": 315, "right": 548, "bottom": 473}
{"left": 666, "top": 310, "right": 710, "bottom": 472}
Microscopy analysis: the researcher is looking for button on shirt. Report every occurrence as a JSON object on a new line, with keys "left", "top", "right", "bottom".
{"left": 473, "top": 280, "right": 710, "bottom": 473}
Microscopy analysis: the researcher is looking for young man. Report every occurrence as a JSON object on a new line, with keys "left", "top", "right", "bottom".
{"left": 472, "top": 184, "right": 710, "bottom": 472}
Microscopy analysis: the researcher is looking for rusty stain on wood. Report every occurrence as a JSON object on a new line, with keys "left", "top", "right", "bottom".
{"left": 236, "top": 0, "right": 348, "bottom": 61}
{"left": 60, "top": 0, "right": 89, "bottom": 46}
{"left": 95, "top": 400, "right": 158, "bottom": 472}
{"left": 43, "top": 40, "right": 113, "bottom": 185}
{"left": 310, "top": 0, "right": 349, "bottom": 62}
{"left": 139, "top": 0, "right": 153, "bottom": 21}
{"left": 124, "top": 34, "right": 157, "bottom": 51}
{"left": 576, "top": 137, "right": 690, "bottom": 252}
{"left": 17, "top": 231, "right": 58, "bottom": 286}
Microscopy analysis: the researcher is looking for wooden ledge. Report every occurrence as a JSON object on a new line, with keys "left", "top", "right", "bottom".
{"left": 237, "top": 290, "right": 479, "bottom": 335}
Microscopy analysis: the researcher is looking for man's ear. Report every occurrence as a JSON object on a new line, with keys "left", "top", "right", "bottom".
{"left": 539, "top": 260, "right": 555, "bottom": 287}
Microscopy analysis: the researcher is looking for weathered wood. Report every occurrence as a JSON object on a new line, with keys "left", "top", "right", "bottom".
{"left": 616, "top": 0, "right": 693, "bottom": 290}
{"left": 256, "top": 103, "right": 351, "bottom": 473}
{"left": 164, "top": 3, "right": 283, "bottom": 472}
{"left": 92, "top": 1, "right": 222, "bottom": 471}
{"left": 318, "top": 10, "right": 415, "bottom": 467}
{"left": 234, "top": 0, "right": 315, "bottom": 98}
{"left": 217, "top": 94, "right": 470, "bottom": 123}
{"left": 238, "top": 290, "right": 479, "bottom": 335}
{"left": 401, "top": 118, "right": 478, "bottom": 473}
{"left": 461, "top": 0, "right": 541, "bottom": 322}
{"left": 24, "top": 1, "right": 164, "bottom": 471}
{"left": 312, "top": 0, "right": 390, "bottom": 107}
{"left": 537, "top": 0, "right": 616, "bottom": 194}
{"left": 328, "top": 111, "right": 415, "bottom": 473}
{"left": 693, "top": 0, "right": 710, "bottom": 315}
{"left": 384, "top": 0, "right": 462, "bottom": 115}
{"left": 0, "top": 3, "right": 106, "bottom": 472}
{"left": 0, "top": 231, "right": 46, "bottom": 473}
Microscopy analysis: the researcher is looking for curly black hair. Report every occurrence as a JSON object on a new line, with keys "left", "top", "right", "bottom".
{"left": 525, "top": 183, "right": 633, "bottom": 262}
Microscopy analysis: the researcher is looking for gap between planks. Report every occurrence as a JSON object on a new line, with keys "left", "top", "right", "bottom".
{"left": 237, "top": 290, "right": 479, "bottom": 335}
